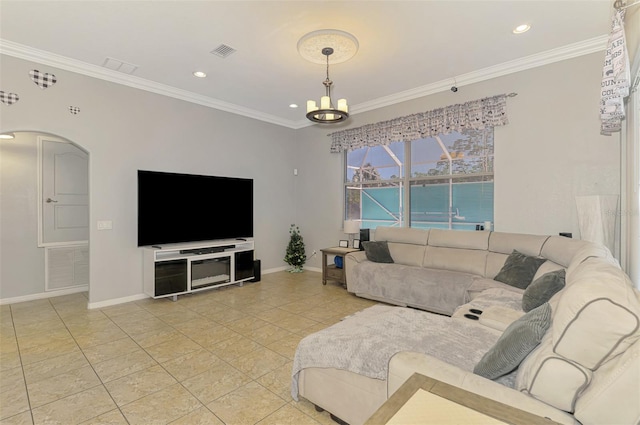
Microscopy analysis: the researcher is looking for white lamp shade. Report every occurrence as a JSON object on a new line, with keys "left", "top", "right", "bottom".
{"left": 343, "top": 220, "right": 360, "bottom": 234}
{"left": 337, "top": 99, "right": 348, "bottom": 112}
{"left": 306, "top": 100, "right": 318, "bottom": 113}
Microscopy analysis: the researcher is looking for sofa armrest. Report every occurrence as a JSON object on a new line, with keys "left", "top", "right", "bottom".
{"left": 388, "top": 351, "right": 578, "bottom": 425}
{"left": 345, "top": 251, "right": 368, "bottom": 292}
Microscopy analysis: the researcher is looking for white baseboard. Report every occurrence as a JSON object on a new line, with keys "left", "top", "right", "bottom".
{"left": 0, "top": 266, "right": 320, "bottom": 308}
{"left": 303, "top": 266, "right": 321, "bottom": 273}
{"left": 0, "top": 285, "right": 89, "bottom": 305}
{"left": 87, "top": 293, "right": 149, "bottom": 310}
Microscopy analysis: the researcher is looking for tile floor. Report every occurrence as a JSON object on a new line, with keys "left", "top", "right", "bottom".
{"left": 0, "top": 271, "right": 379, "bottom": 425}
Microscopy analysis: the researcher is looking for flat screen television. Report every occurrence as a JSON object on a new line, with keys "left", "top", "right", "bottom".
{"left": 137, "top": 170, "right": 253, "bottom": 247}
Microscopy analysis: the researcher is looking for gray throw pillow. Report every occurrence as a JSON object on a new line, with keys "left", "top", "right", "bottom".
{"left": 362, "top": 241, "right": 394, "bottom": 263}
{"left": 473, "top": 302, "right": 551, "bottom": 380}
{"left": 522, "top": 269, "right": 566, "bottom": 312}
{"left": 494, "top": 250, "right": 547, "bottom": 289}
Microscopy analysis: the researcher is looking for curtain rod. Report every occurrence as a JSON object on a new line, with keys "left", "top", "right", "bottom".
{"left": 614, "top": 0, "right": 640, "bottom": 10}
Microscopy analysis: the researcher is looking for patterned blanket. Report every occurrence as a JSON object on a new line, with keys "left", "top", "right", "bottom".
{"left": 291, "top": 304, "right": 502, "bottom": 400}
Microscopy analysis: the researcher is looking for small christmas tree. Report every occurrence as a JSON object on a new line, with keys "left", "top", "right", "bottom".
{"left": 284, "top": 224, "right": 306, "bottom": 273}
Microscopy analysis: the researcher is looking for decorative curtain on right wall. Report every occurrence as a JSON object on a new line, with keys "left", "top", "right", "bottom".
{"left": 600, "top": 8, "right": 631, "bottom": 135}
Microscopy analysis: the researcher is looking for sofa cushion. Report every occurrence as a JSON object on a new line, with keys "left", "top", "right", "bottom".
{"left": 374, "top": 226, "right": 429, "bottom": 246}
{"left": 522, "top": 269, "right": 566, "bottom": 312}
{"left": 362, "top": 241, "right": 394, "bottom": 263}
{"left": 516, "top": 334, "right": 592, "bottom": 413}
{"left": 424, "top": 246, "right": 487, "bottom": 276}
{"left": 552, "top": 258, "right": 640, "bottom": 370}
{"left": 493, "top": 250, "right": 547, "bottom": 289}
{"left": 350, "top": 262, "right": 476, "bottom": 315}
{"left": 473, "top": 303, "right": 551, "bottom": 380}
{"left": 540, "top": 236, "right": 595, "bottom": 268}
{"left": 488, "top": 232, "right": 548, "bottom": 257}
{"left": 574, "top": 339, "right": 640, "bottom": 425}
{"left": 428, "top": 228, "right": 489, "bottom": 250}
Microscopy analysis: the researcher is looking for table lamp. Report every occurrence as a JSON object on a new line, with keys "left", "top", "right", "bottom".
{"left": 343, "top": 220, "right": 360, "bottom": 248}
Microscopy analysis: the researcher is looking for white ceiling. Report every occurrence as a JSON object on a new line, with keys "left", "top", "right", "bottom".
{"left": 0, "top": 1, "right": 614, "bottom": 129}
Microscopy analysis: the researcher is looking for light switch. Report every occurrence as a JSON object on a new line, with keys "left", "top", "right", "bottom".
{"left": 97, "top": 220, "right": 113, "bottom": 230}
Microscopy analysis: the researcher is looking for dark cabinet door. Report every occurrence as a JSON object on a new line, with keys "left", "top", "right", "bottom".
{"left": 235, "top": 250, "right": 254, "bottom": 281}
{"left": 154, "top": 259, "right": 187, "bottom": 296}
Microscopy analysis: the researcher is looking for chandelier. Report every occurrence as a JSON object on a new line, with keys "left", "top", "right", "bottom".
{"left": 298, "top": 29, "right": 358, "bottom": 124}
{"left": 306, "top": 47, "right": 348, "bottom": 123}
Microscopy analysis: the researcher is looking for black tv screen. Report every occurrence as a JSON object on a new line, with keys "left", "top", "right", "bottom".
{"left": 137, "top": 170, "right": 253, "bottom": 247}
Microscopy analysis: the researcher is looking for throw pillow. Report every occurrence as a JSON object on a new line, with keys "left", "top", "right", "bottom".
{"left": 473, "top": 302, "right": 551, "bottom": 380}
{"left": 493, "top": 250, "right": 547, "bottom": 289}
{"left": 522, "top": 269, "right": 566, "bottom": 312}
{"left": 362, "top": 241, "right": 394, "bottom": 263}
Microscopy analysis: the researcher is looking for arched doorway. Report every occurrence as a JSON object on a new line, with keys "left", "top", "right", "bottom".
{"left": 0, "top": 131, "right": 90, "bottom": 304}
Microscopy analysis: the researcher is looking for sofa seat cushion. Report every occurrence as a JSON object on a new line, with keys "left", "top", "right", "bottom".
{"left": 466, "top": 278, "right": 525, "bottom": 300}
{"left": 456, "top": 287, "right": 524, "bottom": 314}
{"left": 350, "top": 262, "right": 477, "bottom": 315}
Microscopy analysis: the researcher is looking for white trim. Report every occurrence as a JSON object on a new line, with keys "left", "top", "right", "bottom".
{"left": 87, "top": 293, "right": 149, "bottom": 310}
{"left": 346, "top": 35, "right": 609, "bottom": 119}
{"left": 0, "top": 285, "right": 88, "bottom": 305}
{"left": 1, "top": 36, "right": 608, "bottom": 130}
{"left": 0, "top": 39, "right": 294, "bottom": 129}
{"left": 37, "top": 136, "right": 43, "bottom": 246}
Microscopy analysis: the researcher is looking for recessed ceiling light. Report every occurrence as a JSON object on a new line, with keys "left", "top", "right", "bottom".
{"left": 193, "top": 71, "right": 207, "bottom": 78}
{"left": 0, "top": 133, "right": 15, "bottom": 140}
{"left": 289, "top": 104, "right": 299, "bottom": 109}
{"left": 513, "top": 24, "right": 531, "bottom": 34}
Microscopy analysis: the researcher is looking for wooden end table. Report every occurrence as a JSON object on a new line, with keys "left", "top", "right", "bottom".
{"left": 321, "top": 247, "right": 359, "bottom": 286}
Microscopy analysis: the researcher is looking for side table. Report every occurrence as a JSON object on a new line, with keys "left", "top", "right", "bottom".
{"left": 321, "top": 247, "right": 359, "bottom": 286}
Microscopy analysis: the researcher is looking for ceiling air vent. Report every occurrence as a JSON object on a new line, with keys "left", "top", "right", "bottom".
{"left": 210, "top": 44, "right": 236, "bottom": 58}
{"left": 102, "top": 57, "right": 139, "bottom": 75}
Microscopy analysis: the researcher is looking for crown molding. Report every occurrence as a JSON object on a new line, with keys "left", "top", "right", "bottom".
{"left": 345, "top": 34, "right": 609, "bottom": 118}
{"left": 2, "top": 35, "right": 608, "bottom": 130}
{"left": 0, "top": 39, "right": 296, "bottom": 128}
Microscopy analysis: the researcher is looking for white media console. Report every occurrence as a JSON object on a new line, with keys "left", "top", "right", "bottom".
{"left": 143, "top": 238, "right": 255, "bottom": 300}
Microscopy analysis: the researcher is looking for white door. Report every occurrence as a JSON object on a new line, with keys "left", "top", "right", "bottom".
{"left": 40, "top": 137, "right": 89, "bottom": 245}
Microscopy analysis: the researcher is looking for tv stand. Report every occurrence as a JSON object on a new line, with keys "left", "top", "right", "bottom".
{"left": 143, "top": 239, "right": 255, "bottom": 300}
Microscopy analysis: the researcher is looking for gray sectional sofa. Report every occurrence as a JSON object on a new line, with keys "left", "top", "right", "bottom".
{"left": 292, "top": 227, "right": 640, "bottom": 425}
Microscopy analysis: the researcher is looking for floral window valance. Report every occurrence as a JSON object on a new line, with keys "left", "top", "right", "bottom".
{"left": 330, "top": 94, "right": 510, "bottom": 153}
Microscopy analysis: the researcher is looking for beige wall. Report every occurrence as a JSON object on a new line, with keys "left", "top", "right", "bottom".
{"left": 0, "top": 49, "right": 624, "bottom": 305}
{"left": 0, "top": 54, "right": 297, "bottom": 305}
{"left": 295, "top": 52, "right": 620, "bottom": 268}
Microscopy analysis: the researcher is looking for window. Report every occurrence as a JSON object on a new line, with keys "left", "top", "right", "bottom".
{"left": 345, "top": 128, "right": 494, "bottom": 231}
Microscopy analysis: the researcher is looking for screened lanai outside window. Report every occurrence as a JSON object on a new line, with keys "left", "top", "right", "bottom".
{"left": 345, "top": 142, "right": 404, "bottom": 228}
{"left": 410, "top": 129, "right": 494, "bottom": 230}
{"left": 345, "top": 128, "right": 494, "bottom": 230}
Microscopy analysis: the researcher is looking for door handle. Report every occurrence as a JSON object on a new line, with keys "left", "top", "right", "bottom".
{"left": 46, "top": 198, "right": 58, "bottom": 203}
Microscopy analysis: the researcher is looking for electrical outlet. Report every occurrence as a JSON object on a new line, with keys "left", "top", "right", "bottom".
{"left": 310, "top": 250, "right": 317, "bottom": 258}
{"left": 97, "top": 220, "right": 113, "bottom": 230}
